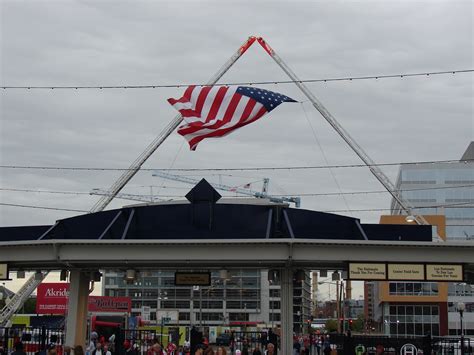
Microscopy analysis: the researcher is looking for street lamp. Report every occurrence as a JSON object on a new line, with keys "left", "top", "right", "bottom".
{"left": 158, "top": 290, "right": 168, "bottom": 344}
{"left": 457, "top": 302, "right": 465, "bottom": 355}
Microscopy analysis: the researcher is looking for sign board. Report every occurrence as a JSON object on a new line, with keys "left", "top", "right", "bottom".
{"left": 175, "top": 272, "right": 211, "bottom": 286}
{"left": 349, "top": 263, "right": 386, "bottom": 280}
{"left": 157, "top": 309, "right": 179, "bottom": 324}
{"left": 388, "top": 264, "right": 425, "bottom": 281}
{"left": 0, "top": 264, "right": 8, "bottom": 280}
{"left": 36, "top": 283, "right": 131, "bottom": 314}
{"left": 426, "top": 264, "right": 463, "bottom": 281}
{"left": 348, "top": 263, "right": 464, "bottom": 281}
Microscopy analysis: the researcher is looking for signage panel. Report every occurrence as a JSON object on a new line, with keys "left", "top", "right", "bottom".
{"left": 36, "top": 282, "right": 69, "bottom": 314}
{"left": 36, "top": 283, "right": 131, "bottom": 314}
{"left": 388, "top": 264, "right": 425, "bottom": 280}
{"left": 349, "top": 263, "right": 386, "bottom": 280}
{"left": 175, "top": 272, "right": 211, "bottom": 286}
{"left": 0, "top": 264, "right": 8, "bottom": 280}
{"left": 88, "top": 296, "right": 131, "bottom": 313}
{"left": 426, "top": 264, "right": 463, "bottom": 281}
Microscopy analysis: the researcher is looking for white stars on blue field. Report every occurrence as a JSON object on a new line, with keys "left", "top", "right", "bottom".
{"left": 237, "top": 86, "right": 296, "bottom": 111}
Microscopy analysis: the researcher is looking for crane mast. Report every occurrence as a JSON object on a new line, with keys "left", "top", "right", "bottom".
{"left": 89, "top": 36, "right": 259, "bottom": 213}
{"left": 256, "top": 37, "right": 438, "bottom": 238}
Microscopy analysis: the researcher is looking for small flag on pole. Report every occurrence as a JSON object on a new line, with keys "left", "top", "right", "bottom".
{"left": 168, "top": 86, "right": 296, "bottom": 150}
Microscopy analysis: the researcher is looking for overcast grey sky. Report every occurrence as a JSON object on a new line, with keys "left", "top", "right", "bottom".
{"left": 0, "top": 1, "right": 473, "bottom": 292}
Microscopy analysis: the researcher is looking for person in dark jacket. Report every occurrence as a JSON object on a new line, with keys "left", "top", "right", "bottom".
{"left": 12, "top": 343, "right": 27, "bottom": 355}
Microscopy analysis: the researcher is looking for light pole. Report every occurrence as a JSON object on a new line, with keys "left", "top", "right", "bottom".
{"left": 318, "top": 279, "right": 344, "bottom": 333}
{"left": 157, "top": 290, "right": 168, "bottom": 344}
{"left": 457, "top": 302, "right": 465, "bottom": 355}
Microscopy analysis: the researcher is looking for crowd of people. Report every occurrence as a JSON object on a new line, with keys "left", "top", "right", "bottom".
{"left": 0, "top": 329, "right": 331, "bottom": 355}
{"left": 292, "top": 334, "right": 333, "bottom": 355}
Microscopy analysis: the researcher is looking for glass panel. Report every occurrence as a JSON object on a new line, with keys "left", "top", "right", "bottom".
{"left": 390, "top": 306, "right": 397, "bottom": 315}
{"left": 397, "top": 306, "right": 406, "bottom": 316}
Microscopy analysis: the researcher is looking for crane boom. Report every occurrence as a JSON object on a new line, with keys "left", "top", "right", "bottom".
{"left": 90, "top": 189, "right": 168, "bottom": 203}
{"left": 89, "top": 36, "right": 259, "bottom": 213}
{"left": 0, "top": 271, "right": 47, "bottom": 326}
{"left": 256, "top": 37, "right": 437, "bottom": 236}
{"left": 152, "top": 171, "right": 301, "bottom": 207}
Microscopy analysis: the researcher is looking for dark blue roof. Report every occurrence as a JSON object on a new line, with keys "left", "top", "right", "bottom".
{"left": 0, "top": 180, "right": 432, "bottom": 242}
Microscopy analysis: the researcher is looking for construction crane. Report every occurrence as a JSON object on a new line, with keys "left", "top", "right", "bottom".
{"left": 90, "top": 188, "right": 169, "bottom": 203}
{"left": 255, "top": 37, "right": 441, "bottom": 241}
{"left": 0, "top": 272, "right": 46, "bottom": 327}
{"left": 88, "top": 36, "right": 436, "bottom": 235}
{"left": 152, "top": 172, "right": 301, "bottom": 207}
{"left": 6, "top": 35, "right": 441, "bottom": 327}
{"left": 0, "top": 39, "right": 260, "bottom": 326}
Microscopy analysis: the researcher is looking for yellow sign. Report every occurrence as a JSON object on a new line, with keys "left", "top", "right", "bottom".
{"left": 388, "top": 264, "right": 425, "bottom": 280}
{"left": 0, "top": 264, "right": 8, "bottom": 280}
{"left": 349, "top": 263, "right": 386, "bottom": 280}
{"left": 426, "top": 264, "right": 463, "bottom": 281}
{"left": 174, "top": 272, "right": 211, "bottom": 286}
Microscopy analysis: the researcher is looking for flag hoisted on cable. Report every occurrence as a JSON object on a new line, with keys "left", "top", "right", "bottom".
{"left": 167, "top": 85, "right": 297, "bottom": 150}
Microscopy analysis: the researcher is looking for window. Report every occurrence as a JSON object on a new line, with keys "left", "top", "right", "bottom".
{"left": 386, "top": 304, "right": 440, "bottom": 336}
{"left": 388, "top": 282, "right": 439, "bottom": 296}
{"left": 179, "top": 313, "right": 190, "bottom": 321}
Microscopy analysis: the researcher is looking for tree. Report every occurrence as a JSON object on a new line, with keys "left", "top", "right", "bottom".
{"left": 325, "top": 319, "right": 338, "bottom": 333}
{"left": 352, "top": 315, "right": 365, "bottom": 332}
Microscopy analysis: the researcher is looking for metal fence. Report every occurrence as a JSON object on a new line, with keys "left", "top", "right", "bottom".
{"left": 0, "top": 326, "right": 65, "bottom": 355}
{"left": 230, "top": 331, "right": 267, "bottom": 352}
{"left": 330, "top": 334, "right": 473, "bottom": 354}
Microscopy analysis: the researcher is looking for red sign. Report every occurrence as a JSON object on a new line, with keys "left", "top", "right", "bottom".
{"left": 88, "top": 296, "right": 131, "bottom": 313}
{"left": 36, "top": 283, "right": 131, "bottom": 314}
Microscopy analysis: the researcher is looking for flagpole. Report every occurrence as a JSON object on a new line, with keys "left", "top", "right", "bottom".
{"left": 255, "top": 37, "right": 436, "bottom": 232}
{"left": 89, "top": 37, "right": 258, "bottom": 213}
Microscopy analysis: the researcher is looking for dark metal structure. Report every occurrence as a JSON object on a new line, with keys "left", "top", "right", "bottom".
{"left": 0, "top": 180, "right": 432, "bottom": 243}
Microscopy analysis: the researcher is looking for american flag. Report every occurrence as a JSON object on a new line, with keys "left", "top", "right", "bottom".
{"left": 168, "top": 85, "right": 296, "bottom": 150}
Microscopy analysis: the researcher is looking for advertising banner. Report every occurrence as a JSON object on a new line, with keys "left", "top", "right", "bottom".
{"left": 36, "top": 283, "right": 131, "bottom": 314}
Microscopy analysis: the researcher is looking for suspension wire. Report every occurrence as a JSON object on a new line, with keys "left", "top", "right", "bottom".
{"left": 2, "top": 69, "right": 472, "bottom": 90}
{"left": 0, "top": 159, "right": 471, "bottom": 172}
{"left": 1, "top": 183, "right": 473, "bottom": 198}
{"left": 1, "top": 200, "right": 471, "bottom": 214}
{"left": 0, "top": 202, "right": 88, "bottom": 213}
{"left": 324, "top": 201, "right": 474, "bottom": 213}
{"left": 301, "top": 101, "right": 353, "bottom": 217}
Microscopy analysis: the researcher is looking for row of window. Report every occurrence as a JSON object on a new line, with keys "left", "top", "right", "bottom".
{"left": 107, "top": 276, "right": 261, "bottom": 288}
{"left": 385, "top": 304, "right": 440, "bottom": 336}
{"left": 401, "top": 168, "right": 473, "bottom": 183}
{"left": 107, "top": 288, "right": 261, "bottom": 299}
{"left": 389, "top": 282, "right": 438, "bottom": 296}
{"left": 448, "top": 283, "right": 474, "bottom": 297}
{"left": 129, "top": 300, "right": 285, "bottom": 310}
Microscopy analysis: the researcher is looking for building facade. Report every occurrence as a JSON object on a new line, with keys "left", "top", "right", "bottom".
{"left": 368, "top": 142, "right": 474, "bottom": 336}
{"left": 102, "top": 268, "right": 312, "bottom": 332}
{"left": 391, "top": 141, "right": 474, "bottom": 241}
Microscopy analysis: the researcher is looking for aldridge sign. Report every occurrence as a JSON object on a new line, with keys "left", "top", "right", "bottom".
{"left": 36, "top": 283, "right": 131, "bottom": 314}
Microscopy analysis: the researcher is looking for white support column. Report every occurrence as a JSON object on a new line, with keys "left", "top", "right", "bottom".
{"left": 65, "top": 270, "right": 90, "bottom": 348}
{"left": 280, "top": 267, "right": 293, "bottom": 355}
